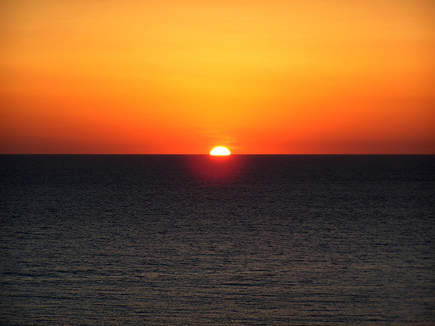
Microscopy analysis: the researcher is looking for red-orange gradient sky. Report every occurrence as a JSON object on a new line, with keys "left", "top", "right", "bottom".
{"left": 1, "top": 0, "right": 434, "bottom": 154}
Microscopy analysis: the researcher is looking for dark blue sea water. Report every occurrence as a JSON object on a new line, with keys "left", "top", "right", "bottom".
{"left": 1, "top": 155, "right": 434, "bottom": 325}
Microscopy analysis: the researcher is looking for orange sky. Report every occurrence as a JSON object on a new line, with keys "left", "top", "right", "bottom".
{"left": 1, "top": 0, "right": 434, "bottom": 154}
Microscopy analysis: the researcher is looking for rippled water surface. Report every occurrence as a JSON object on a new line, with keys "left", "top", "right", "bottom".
{"left": 1, "top": 155, "right": 434, "bottom": 325}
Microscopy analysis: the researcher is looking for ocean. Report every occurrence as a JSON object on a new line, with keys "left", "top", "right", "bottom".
{"left": 1, "top": 155, "right": 434, "bottom": 325}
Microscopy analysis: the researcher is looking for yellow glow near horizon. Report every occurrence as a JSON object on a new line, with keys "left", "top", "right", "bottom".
{"left": 210, "top": 146, "right": 231, "bottom": 156}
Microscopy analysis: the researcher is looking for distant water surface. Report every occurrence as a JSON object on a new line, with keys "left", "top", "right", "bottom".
{"left": 1, "top": 155, "right": 434, "bottom": 325}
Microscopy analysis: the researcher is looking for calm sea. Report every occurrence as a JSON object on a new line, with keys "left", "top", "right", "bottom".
{"left": 1, "top": 155, "right": 434, "bottom": 325}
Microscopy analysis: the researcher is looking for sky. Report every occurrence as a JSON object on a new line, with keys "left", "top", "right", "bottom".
{"left": 1, "top": 0, "right": 434, "bottom": 154}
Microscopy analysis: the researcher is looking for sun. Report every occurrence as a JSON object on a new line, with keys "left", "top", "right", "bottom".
{"left": 210, "top": 146, "right": 231, "bottom": 156}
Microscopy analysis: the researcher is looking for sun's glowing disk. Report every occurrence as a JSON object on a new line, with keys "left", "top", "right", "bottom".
{"left": 210, "top": 146, "right": 231, "bottom": 156}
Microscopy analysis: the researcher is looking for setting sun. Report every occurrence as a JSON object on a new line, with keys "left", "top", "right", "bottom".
{"left": 210, "top": 146, "right": 231, "bottom": 156}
